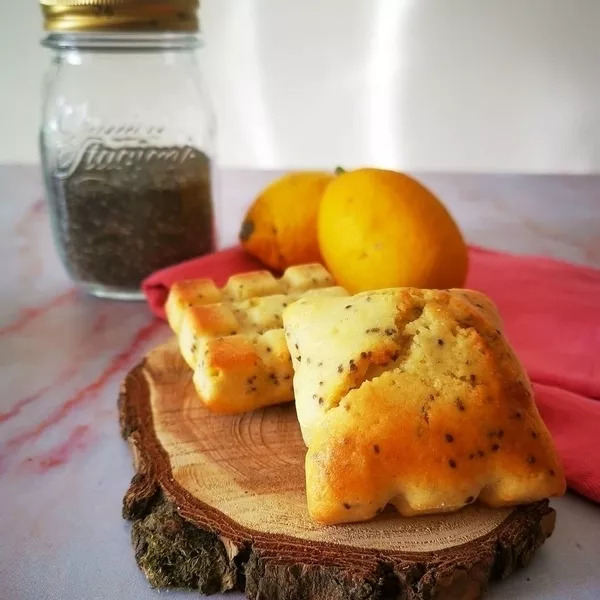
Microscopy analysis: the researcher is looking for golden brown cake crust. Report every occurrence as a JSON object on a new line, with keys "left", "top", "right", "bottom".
{"left": 166, "top": 264, "right": 347, "bottom": 413}
{"left": 283, "top": 288, "right": 566, "bottom": 524}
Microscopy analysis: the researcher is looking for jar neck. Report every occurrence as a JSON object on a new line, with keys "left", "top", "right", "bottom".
{"left": 42, "top": 32, "right": 202, "bottom": 52}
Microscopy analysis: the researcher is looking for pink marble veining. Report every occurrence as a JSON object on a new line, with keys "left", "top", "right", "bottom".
{"left": 1, "top": 318, "right": 163, "bottom": 466}
{"left": 0, "top": 165, "right": 599, "bottom": 600}
{"left": 21, "top": 424, "right": 97, "bottom": 474}
{"left": 0, "top": 289, "right": 76, "bottom": 337}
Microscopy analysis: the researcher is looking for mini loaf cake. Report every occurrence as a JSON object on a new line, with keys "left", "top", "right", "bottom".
{"left": 283, "top": 288, "right": 566, "bottom": 524}
{"left": 165, "top": 264, "right": 348, "bottom": 413}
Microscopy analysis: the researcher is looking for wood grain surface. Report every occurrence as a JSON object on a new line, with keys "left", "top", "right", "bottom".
{"left": 119, "top": 339, "right": 557, "bottom": 600}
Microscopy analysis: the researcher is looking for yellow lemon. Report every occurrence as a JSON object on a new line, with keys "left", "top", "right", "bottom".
{"left": 240, "top": 171, "right": 333, "bottom": 271}
{"left": 318, "top": 168, "right": 468, "bottom": 293}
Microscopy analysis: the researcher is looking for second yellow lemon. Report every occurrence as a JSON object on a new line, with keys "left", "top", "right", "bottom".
{"left": 240, "top": 171, "right": 333, "bottom": 271}
{"left": 318, "top": 168, "right": 468, "bottom": 293}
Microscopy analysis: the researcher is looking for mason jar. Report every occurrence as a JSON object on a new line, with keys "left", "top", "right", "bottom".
{"left": 39, "top": 0, "right": 215, "bottom": 300}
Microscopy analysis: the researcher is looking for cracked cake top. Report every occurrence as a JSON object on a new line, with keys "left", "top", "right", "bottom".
{"left": 283, "top": 287, "right": 565, "bottom": 524}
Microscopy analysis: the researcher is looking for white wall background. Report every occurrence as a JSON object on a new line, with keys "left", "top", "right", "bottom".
{"left": 2, "top": 0, "right": 600, "bottom": 172}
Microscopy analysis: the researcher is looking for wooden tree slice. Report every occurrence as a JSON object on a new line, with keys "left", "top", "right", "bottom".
{"left": 119, "top": 339, "right": 557, "bottom": 600}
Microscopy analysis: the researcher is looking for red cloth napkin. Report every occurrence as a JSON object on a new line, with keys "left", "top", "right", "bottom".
{"left": 142, "top": 246, "right": 600, "bottom": 503}
{"left": 464, "top": 246, "right": 600, "bottom": 503}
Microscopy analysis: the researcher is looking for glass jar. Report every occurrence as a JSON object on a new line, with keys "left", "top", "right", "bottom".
{"left": 39, "top": 0, "right": 215, "bottom": 300}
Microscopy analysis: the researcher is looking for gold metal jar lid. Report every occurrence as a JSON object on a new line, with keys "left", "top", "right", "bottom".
{"left": 40, "top": 0, "right": 199, "bottom": 32}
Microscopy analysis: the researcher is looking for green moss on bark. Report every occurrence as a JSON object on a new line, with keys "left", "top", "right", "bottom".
{"left": 131, "top": 495, "right": 237, "bottom": 594}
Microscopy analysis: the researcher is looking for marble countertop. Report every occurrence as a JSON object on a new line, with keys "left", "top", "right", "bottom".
{"left": 1, "top": 165, "right": 599, "bottom": 600}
